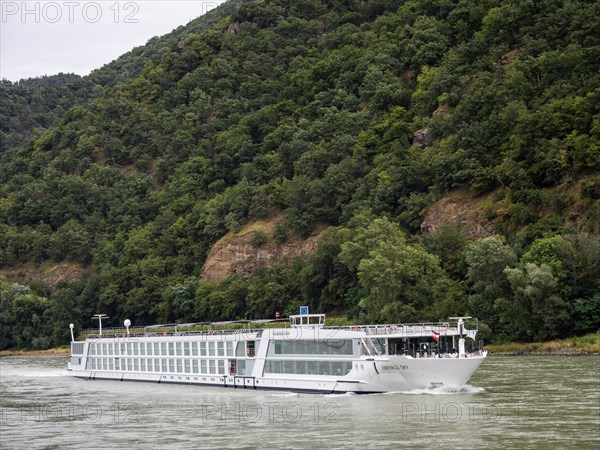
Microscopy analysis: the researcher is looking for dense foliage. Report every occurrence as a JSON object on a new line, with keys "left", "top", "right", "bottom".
{"left": 1, "top": 0, "right": 599, "bottom": 349}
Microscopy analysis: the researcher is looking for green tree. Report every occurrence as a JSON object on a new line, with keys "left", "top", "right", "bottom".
{"left": 12, "top": 291, "right": 54, "bottom": 349}
{"left": 340, "top": 217, "right": 451, "bottom": 322}
{"left": 499, "top": 263, "right": 568, "bottom": 341}
{"left": 464, "top": 236, "right": 517, "bottom": 333}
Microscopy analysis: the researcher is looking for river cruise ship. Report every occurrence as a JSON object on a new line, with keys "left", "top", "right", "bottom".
{"left": 68, "top": 312, "right": 487, "bottom": 394}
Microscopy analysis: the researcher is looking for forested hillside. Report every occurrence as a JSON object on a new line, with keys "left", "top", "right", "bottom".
{"left": 0, "top": 0, "right": 236, "bottom": 154}
{"left": 1, "top": 0, "right": 599, "bottom": 349}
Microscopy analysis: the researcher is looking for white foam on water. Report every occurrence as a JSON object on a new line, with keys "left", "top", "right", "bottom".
{"left": 268, "top": 392, "right": 298, "bottom": 398}
{"left": 387, "top": 384, "right": 486, "bottom": 395}
{"left": 325, "top": 391, "right": 356, "bottom": 397}
{"left": 1, "top": 367, "right": 68, "bottom": 378}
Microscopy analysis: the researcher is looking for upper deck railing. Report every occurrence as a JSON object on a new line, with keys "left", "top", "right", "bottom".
{"left": 78, "top": 317, "right": 477, "bottom": 341}
{"left": 329, "top": 322, "right": 462, "bottom": 336}
{"left": 81, "top": 327, "right": 265, "bottom": 340}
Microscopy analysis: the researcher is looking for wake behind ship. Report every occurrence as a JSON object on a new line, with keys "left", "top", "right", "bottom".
{"left": 68, "top": 311, "right": 487, "bottom": 394}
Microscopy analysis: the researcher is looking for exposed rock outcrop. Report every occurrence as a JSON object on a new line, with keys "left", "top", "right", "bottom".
{"left": 421, "top": 191, "right": 496, "bottom": 239}
{"left": 1, "top": 262, "right": 88, "bottom": 288}
{"left": 202, "top": 217, "right": 322, "bottom": 282}
{"left": 413, "top": 127, "right": 429, "bottom": 149}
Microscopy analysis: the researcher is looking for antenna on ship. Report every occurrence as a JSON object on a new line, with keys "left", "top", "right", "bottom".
{"left": 92, "top": 314, "right": 109, "bottom": 336}
{"left": 69, "top": 323, "right": 75, "bottom": 342}
{"left": 124, "top": 319, "right": 131, "bottom": 337}
{"left": 449, "top": 316, "right": 472, "bottom": 336}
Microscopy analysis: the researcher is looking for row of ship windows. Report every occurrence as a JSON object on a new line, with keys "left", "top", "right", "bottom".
{"left": 264, "top": 360, "right": 353, "bottom": 376}
{"left": 88, "top": 357, "right": 231, "bottom": 375}
{"left": 273, "top": 339, "right": 354, "bottom": 356}
{"left": 89, "top": 341, "right": 237, "bottom": 357}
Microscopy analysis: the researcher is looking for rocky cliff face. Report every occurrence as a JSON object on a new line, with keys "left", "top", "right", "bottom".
{"left": 201, "top": 217, "right": 322, "bottom": 283}
{"left": 420, "top": 191, "right": 496, "bottom": 239}
{"left": 1, "top": 262, "right": 88, "bottom": 288}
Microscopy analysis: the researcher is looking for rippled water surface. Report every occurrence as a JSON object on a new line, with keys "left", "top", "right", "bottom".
{"left": 1, "top": 356, "right": 598, "bottom": 449}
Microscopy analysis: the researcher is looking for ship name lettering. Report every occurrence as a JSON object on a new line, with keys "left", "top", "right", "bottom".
{"left": 381, "top": 365, "right": 409, "bottom": 371}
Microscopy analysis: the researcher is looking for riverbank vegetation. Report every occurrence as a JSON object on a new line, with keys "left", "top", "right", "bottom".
{"left": 486, "top": 333, "right": 600, "bottom": 355}
{"left": 1, "top": 0, "right": 599, "bottom": 350}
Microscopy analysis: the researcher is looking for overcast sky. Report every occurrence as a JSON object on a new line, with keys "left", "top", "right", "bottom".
{"left": 1, "top": 1, "right": 226, "bottom": 82}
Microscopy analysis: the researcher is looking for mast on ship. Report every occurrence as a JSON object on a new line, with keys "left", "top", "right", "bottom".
{"left": 449, "top": 316, "right": 472, "bottom": 357}
{"left": 91, "top": 314, "right": 109, "bottom": 336}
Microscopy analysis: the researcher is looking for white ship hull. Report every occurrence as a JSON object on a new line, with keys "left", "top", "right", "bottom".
{"left": 69, "top": 354, "right": 486, "bottom": 394}
{"left": 68, "top": 315, "right": 487, "bottom": 394}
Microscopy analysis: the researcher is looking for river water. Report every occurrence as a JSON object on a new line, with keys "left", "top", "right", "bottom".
{"left": 0, "top": 356, "right": 598, "bottom": 449}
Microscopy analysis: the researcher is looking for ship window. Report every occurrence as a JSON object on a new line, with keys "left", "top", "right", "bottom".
{"left": 102, "top": 343, "right": 107, "bottom": 355}
{"left": 236, "top": 342, "right": 245, "bottom": 357}
{"left": 192, "top": 360, "right": 199, "bottom": 374}
{"left": 134, "top": 342, "right": 140, "bottom": 355}
{"left": 318, "top": 361, "right": 329, "bottom": 375}
{"left": 218, "top": 360, "right": 224, "bottom": 375}
{"left": 140, "top": 359, "right": 146, "bottom": 372}
{"left": 200, "top": 342, "right": 207, "bottom": 356}
{"left": 184, "top": 359, "right": 190, "bottom": 373}
{"left": 236, "top": 360, "right": 246, "bottom": 376}
{"left": 284, "top": 361, "right": 294, "bottom": 373}
{"left": 139, "top": 343, "right": 145, "bottom": 356}
{"left": 184, "top": 342, "right": 190, "bottom": 356}
{"left": 134, "top": 359, "right": 139, "bottom": 371}
{"left": 161, "top": 359, "right": 167, "bottom": 372}
{"left": 264, "top": 360, "right": 352, "bottom": 376}
{"left": 176, "top": 342, "right": 182, "bottom": 356}
{"left": 155, "top": 343, "right": 161, "bottom": 356}
{"left": 201, "top": 360, "right": 207, "bottom": 374}
{"left": 273, "top": 339, "right": 353, "bottom": 355}
{"left": 192, "top": 342, "right": 198, "bottom": 356}
{"left": 168, "top": 359, "right": 175, "bottom": 373}
{"left": 226, "top": 342, "right": 234, "bottom": 357}
{"left": 168, "top": 342, "right": 175, "bottom": 356}
{"left": 217, "top": 342, "right": 224, "bottom": 357}
{"left": 208, "top": 342, "right": 215, "bottom": 357}
{"left": 209, "top": 360, "right": 216, "bottom": 374}
{"left": 71, "top": 343, "right": 84, "bottom": 355}
{"left": 109, "top": 359, "right": 114, "bottom": 370}
{"left": 270, "top": 360, "right": 282, "bottom": 373}
{"left": 90, "top": 344, "right": 95, "bottom": 356}
{"left": 176, "top": 359, "right": 183, "bottom": 373}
